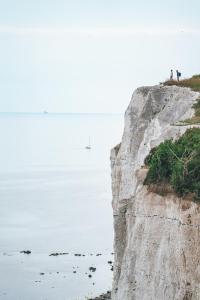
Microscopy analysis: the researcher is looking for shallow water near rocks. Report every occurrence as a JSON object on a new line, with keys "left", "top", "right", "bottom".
{"left": 0, "top": 113, "right": 123, "bottom": 300}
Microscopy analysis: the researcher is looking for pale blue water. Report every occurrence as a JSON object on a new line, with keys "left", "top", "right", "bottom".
{"left": 0, "top": 113, "right": 123, "bottom": 300}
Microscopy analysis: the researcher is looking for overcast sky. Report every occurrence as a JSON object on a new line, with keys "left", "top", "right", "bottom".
{"left": 0, "top": 0, "right": 200, "bottom": 113}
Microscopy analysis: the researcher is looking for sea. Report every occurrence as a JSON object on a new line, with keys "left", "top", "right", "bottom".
{"left": 0, "top": 113, "right": 124, "bottom": 300}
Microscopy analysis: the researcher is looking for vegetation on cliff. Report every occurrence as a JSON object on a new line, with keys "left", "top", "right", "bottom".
{"left": 144, "top": 128, "right": 200, "bottom": 200}
{"left": 164, "top": 74, "right": 200, "bottom": 91}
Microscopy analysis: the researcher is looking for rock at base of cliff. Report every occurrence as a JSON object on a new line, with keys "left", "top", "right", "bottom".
{"left": 87, "top": 291, "right": 111, "bottom": 300}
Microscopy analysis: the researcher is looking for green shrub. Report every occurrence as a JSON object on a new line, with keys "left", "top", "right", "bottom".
{"left": 144, "top": 128, "right": 200, "bottom": 200}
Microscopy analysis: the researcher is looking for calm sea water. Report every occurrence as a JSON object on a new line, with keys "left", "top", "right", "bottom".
{"left": 0, "top": 113, "right": 124, "bottom": 300}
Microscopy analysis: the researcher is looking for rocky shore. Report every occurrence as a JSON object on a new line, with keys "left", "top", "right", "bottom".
{"left": 88, "top": 291, "right": 111, "bottom": 300}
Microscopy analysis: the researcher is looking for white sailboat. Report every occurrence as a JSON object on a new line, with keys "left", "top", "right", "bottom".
{"left": 85, "top": 136, "right": 91, "bottom": 150}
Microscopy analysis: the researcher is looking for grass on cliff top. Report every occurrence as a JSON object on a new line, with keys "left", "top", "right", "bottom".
{"left": 144, "top": 128, "right": 200, "bottom": 200}
{"left": 164, "top": 74, "right": 200, "bottom": 91}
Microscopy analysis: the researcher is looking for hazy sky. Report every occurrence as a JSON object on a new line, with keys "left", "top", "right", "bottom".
{"left": 0, "top": 0, "right": 200, "bottom": 113}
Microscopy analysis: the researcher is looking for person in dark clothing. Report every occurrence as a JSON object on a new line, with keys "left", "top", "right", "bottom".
{"left": 176, "top": 70, "right": 181, "bottom": 81}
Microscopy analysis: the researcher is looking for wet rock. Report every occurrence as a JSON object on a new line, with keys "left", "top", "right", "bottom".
{"left": 49, "top": 252, "right": 69, "bottom": 256}
{"left": 20, "top": 250, "right": 31, "bottom": 254}
{"left": 88, "top": 291, "right": 111, "bottom": 299}
{"left": 89, "top": 267, "right": 96, "bottom": 272}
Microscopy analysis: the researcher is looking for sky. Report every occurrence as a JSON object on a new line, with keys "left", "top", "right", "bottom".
{"left": 0, "top": 0, "right": 200, "bottom": 113}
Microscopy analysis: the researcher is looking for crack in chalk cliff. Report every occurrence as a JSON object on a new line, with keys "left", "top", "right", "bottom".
{"left": 124, "top": 213, "right": 200, "bottom": 228}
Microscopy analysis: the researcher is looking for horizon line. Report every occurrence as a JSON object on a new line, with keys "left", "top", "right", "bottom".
{"left": 0, "top": 26, "right": 199, "bottom": 37}
{"left": 0, "top": 111, "right": 123, "bottom": 115}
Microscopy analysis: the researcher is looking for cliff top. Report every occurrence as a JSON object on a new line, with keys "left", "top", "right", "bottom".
{"left": 164, "top": 74, "right": 200, "bottom": 92}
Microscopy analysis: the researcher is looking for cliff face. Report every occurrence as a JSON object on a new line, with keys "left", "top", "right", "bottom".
{"left": 111, "top": 85, "right": 200, "bottom": 300}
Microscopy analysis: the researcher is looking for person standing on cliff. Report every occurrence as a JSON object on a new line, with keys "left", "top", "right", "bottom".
{"left": 170, "top": 69, "right": 173, "bottom": 80}
{"left": 176, "top": 70, "right": 181, "bottom": 81}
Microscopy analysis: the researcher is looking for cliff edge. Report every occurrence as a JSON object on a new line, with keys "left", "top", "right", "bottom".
{"left": 111, "top": 84, "right": 200, "bottom": 300}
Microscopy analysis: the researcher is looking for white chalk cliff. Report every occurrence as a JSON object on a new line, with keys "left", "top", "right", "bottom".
{"left": 111, "top": 85, "right": 200, "bottom": 300}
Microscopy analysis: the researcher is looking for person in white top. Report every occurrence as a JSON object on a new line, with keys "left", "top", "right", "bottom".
{"left": 170, "top": 69, "right": 173, "bottom": 80}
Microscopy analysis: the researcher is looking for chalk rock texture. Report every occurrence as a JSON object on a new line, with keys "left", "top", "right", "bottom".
{"left": 111, "top": 85, "right": 200, "bottom": 300}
